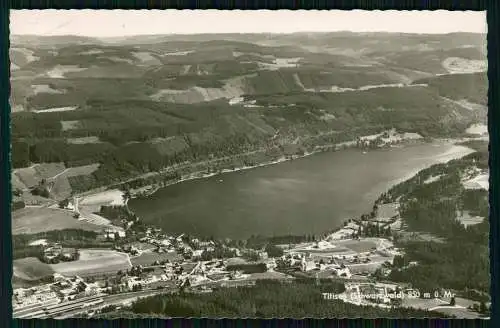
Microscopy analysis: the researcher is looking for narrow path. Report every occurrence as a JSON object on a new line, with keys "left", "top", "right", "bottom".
{"left": 47, "top": 168, "right": 70, "bottom": 181}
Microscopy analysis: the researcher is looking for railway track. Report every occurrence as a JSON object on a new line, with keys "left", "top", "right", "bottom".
{"left": 14, "top": 295, "right": 104, "bottom": 319}
{"left": 14, "top": 288, "right": 178, "bottom": 319}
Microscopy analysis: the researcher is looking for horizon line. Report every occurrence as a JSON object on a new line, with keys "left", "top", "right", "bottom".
{"left": 11, "top": 31, "right": 487, "bottom": 38}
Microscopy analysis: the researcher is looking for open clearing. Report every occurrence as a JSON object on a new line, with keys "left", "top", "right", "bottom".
{"left": 11, "top": 47, "right": 39, "bottom": 63}
{"left": 13, "top": 257, "right": 55, "bottom": 281}
{"left": 456, "top": 211, "right": 484, "bottom": 227}
{"left": 13, "top": 163, "right": 65, "bottom": 189}
{"left": 11, "top": 173, "right": 27, "bottom": 190}
{"left": 67, "top": 136, "right": 101, "bottom": 144}
{"left": 61, "top": 120, "right": 81, "bottom": 131}
{"left": 442, "top": 57, "right": 487, "bottom": 74}
{"left": 31, "top": 84, "right": 65, "bottom": 95}
{"left": 401, "top": 297, "right": 447, "bottom": 310}
{"left": 12, "top": 207, "right": 102, "bottom": 235}
{"left": 247, "top": 271, "right": 293, "bottom": 280}
{"left": 50, "top": 249, "right": 132, "bottom": 277}
{"left": 46, "top": 65, "right": 87, "bottom": 78}
{"left": 13, "top": 162, "right": 99, "bottom": 200}
{"left": 376, "top": 203, "right": 399, "bottom": 219}
{"left": 80, "top": 49, "right": 104, "bottom": 55}
{"left": 462, "top": 173, "right": 489, "bottom": 190}
{"left": 33, "top": 106, "right": 78, "bottom": 113}
{"left": 338, "top": 239, "right": 379, "bottom": 253}
{"left": 466, "top": 123, "right": 488, "bottom": 136}
{"left": 50, "top": 164, "right": 100, "bottom": 200}
{"left": 79, "top": 189, "right": 125, "bottom": 207}
{"left": 290, "top": 238, "right": 382, "bottom": 258}
{"left": 132, "top": 51, "right": 162, "bottom": 65}
{"left": 150, "top": 75, "right": 248, "bottom": 103}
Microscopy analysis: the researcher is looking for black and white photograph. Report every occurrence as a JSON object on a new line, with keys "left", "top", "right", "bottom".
{"left": 9, "top": 9, "right": 490, "bottom": 319}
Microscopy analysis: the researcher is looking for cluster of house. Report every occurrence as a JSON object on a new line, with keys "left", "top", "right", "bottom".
{"left": 117, "top": 271, "right": 171, "bottom": 291}
{"left": 137, "top": 231, "right": 222, "bottom": 259}
{"left": 279, "top": 252, "right": 352, "bottom": 278}
{"left": 107, "top": 259, "right": 251, "bottom": 292}
{"left": 327, "top": 203, "right": 401, "bottom": 241}
{"left": 103, "top": 228, "right": 127, "bottom": 240}
{"left": 114, "top": 244, "right": 142, "bottom": 256}
{"left": 13, "top": 273, "right": 101, "bottom": 309}
{"left": 52, "top": 274, "right": 101, "bottom": 301}
{"left": 42, "top": 243, "right": 79, "bottom": 263}
{"left": 178, "top": 260, "right": 251, "bottom": 287}
{"left": 13, "top": 284, "right": 59, "bottom": 309}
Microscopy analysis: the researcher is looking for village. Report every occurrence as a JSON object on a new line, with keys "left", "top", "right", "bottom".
{"left": 14, "top": 195, "right": 466, "bottom": 319}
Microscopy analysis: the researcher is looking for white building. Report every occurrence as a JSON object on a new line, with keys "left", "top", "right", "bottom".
{"left": 104, "top": 228, "right": 126, "bottom": 239}
{"left": 263, "top": 258, "right": 277, "bottom": 270}
{"left": 331, "top": 265, "right": 352, "bottom": 278}
{"left": 230, "top": 247, "right": 241, "bottom": 257}
{"left": 192, "top": 250, "right": 204, "bottom": 259}
{"left": 52, "top": 273, "right": 66, "bottom": 283}
{"left": 123, "top": 276, "right": 142, "bottom": 290}
{"left": 301, "top": 256, "right": 317, "bottom": 272}
{"left": 160, "top": 239, "right": 171, "bottom": 247}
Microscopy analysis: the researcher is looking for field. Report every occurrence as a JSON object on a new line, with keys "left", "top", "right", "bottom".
{"left": 11, "top": 173, "right": 26, "bottom": 191}
{"left": 12, "top": 207, "right": 103, "bottom": 235}
{"left": 67, "top": 136, "right": 101, "bottom": 144}
{"left": 13, "top": 163, "right": 65, "bottom": 189}
{"left": 247, "top": 271, "right": 293, "bottom": 280}
{"left": 77, "top": 189, "right": 126, "bottom": 220}
{"left": 11, "top": 162, "right": 100, "bottom": 200}
{"left": 49, "top": 164, "right": 100, "bottom": 200}
{"left": 336, "top": 239, "right": 379, "bottom": 253}
{"left": 50, "top": 249, "right": 132, "bottom": 277}
{"left": 13, "top": 257, "right": 55, "bottom": 281}
{"left": 462, "top": 173, "right": 489, "bottom": 191}
{"left": 130, "top": 251, "right": 182, "bottom": 266}
{"left": 345, "top": 254, "right": 393, "bottom": 274}
{"left": 456, "top": 211, "right": 484, "bottom": 227}
{"left": 401, "top": 297, "right": 447, "bottom": 310}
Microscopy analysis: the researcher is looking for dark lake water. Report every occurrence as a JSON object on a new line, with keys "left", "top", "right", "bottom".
{"left": 129, "top": 142, "right": 473, "bottom": 239}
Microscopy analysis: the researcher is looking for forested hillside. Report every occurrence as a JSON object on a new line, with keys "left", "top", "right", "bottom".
{"left": 11, "top": 32, "right": 487, "bottom": 192}
{"left": 375, "top": 141, "right": 489, "bottom": 296}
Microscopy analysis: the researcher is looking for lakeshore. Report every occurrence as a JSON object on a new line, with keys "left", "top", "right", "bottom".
{"left": 128, "top": 140, "right": 475, "bottom": 239}
{"left": 124, "top": 133, "right": 430, "bottom": 200}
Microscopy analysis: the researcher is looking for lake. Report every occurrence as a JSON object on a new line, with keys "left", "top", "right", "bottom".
{"left": 129, "top": 142, "right": 474, "bottom": 239}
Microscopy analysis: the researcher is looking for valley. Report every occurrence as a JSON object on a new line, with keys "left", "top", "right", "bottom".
{"left": 9, "top": 31, "right": 490, "bottom": 319}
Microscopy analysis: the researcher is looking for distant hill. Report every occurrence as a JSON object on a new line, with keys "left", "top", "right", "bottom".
{"left": 10, "top": 32, "right": 488, "bottom": 190}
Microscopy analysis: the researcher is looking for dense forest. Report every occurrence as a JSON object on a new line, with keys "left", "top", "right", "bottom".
{"left": 376, "top": 141, "right": 490, "bottom": 296}
{"left": 127, "top": 279, "right": 448, "bottom": 318}
{"left": 11, "top": 73, "right": 484, "bottom": 194}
